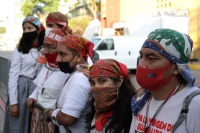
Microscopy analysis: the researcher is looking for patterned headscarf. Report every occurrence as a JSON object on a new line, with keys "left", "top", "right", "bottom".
{"left": 141, "top": 28, "right": 195, "bottom": 85}
{"left": 44, "top": 29, "right": 68, "bottom": 45}
{"left": 46, "top": 12, "right": 72, "bottom": 34}
{"left": 58, "top": 34, "right": 93, "bottom": 59}
{"left": 22, "top": 16, "right": 45, "bottom": 31}
{"left": 89, "top": 59, "right": 128, "bottom": 78}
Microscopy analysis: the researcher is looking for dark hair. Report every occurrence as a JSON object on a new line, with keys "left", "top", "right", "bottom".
{"left": 18, "top": 22, "right": 45, "bottom": 54}
{"left": 86, "top": 76, "right": 136, "bottom": 133}
{"left": 67, "top": 47, "right": 87, "bottom": 60}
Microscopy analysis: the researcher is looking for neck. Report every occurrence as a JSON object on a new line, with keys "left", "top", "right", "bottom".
{"left": 150, "top": 76, "right": 187, "bottom": 100}
{"left": 32, "top": 37, "right": 39, "bottom": 45}
{"left": 73, "top": 59, "right": 87, "bottom": 72}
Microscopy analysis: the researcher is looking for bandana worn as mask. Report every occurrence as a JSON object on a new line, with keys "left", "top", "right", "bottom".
{"left": 136, "top": 63, "right": 174, "bottom": 91}
{"left": 57, "top": 55, "right": 76, "bottom": 74}
{"left": 22, "top": 30, "right": 38, "bottom": 43}
{"left": 91, "top": 87, "right": 118, "bottom": 113}
{"left": 44, "top": 53, "right": 57, "bottom": 64}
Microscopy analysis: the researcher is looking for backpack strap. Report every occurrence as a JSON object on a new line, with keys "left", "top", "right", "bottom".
{"left": 172, "top": 89, "right": 200, "bottom": 132}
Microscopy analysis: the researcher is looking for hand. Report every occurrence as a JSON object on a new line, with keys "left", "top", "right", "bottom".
{"left": 43, "top": 108, "right": 53, "bottom": 122}
{"left": 77, "top": 64, "right": 90, "bottom": 78}
{"left": 26, "top": 98, "right": 37, "bottom": 112}
{"left": 10, "top": 104, "right": 19, "bottom": 117}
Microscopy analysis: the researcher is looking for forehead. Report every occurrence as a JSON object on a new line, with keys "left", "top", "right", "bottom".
{"left": 23, "top": 22, "right": 36, "bottom": 28}
{"left": 57, "top": 44, "right": 69, "bottom": 52}
{"left": 46, "top": 22, "right": 59, "bottom": 28}
{"left": 140, "top": 48, "right": 162, "bottom": 56}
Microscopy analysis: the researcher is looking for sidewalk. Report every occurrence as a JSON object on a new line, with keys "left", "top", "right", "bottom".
{"left": 189, "top": 61, "right": 200, "bottom": 70}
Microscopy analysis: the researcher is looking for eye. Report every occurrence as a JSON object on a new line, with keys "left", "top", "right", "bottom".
{"left": 89, "top": 81, "right": 95, "bottom": 86}
{"left": 149, "top": 57, "right": 156, "bottom": 60}
{"left": 99, "top": 79, "right": 106, "bottom": 84}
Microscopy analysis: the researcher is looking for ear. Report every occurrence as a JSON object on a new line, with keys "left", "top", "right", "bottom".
{"left": 116, "top": 76, "right": 124, "bottom": 88}
{"left": 76, "top": 52, "right": 83, "bottom": 62}
{"left": 173, "top": 64, "right": 180, "bottom": 75}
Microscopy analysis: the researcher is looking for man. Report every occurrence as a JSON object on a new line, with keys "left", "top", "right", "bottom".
{"left": 43, "top": 34, "right": 93, "bottom": 133}
{"left": 45, "top": 11, "right": 99, "bottom": 63}
{"left": 130, "top": 28, "right": 200, "bottom": 133}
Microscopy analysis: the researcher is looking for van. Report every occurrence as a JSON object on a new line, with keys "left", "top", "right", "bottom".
{"left": 90, "top": 36, "right": 146, "bottom": 70}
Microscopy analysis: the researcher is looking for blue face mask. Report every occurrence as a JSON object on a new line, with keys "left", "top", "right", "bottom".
{"left": 58, "top": 55, "right": 77, "bottom": 74}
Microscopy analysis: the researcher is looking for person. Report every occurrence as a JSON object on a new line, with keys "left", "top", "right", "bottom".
{"left": 86, "top": 59, "right": 136, "bottom": 133}
{"left": 46, "top": 11, "right": 99, "bottom": 63}
{"left": 130, "top": 28, "right": 200, "bottom": 133}
{"left": 46, "top": 11, "right": 72, "bottom": 34}
{"left": 26, "top": 29, "right": 69, "bottom": 133}
{"left": 3, "top": 16, "right": 45, "bottom": 133}
{"left": 42, "top": 34, "right": 94, "bottom": 133}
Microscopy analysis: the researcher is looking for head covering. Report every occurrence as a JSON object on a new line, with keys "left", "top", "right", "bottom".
{"left": 58, "top": 34, "right": 93, "bottom": 59}
{"left": 22, "top": 16, "right": 45, "bottom": 31}
{"left": 89, "top": 59, "right": 128, "bottom": 78}
{"left": 44, "top": 29, "right": 68, "bottom": 45}
{"left": 142, "top": 28, "right": 195, "bottom": 85}
{"left": 46, "top": 12, "right": 72, "bottom": 34}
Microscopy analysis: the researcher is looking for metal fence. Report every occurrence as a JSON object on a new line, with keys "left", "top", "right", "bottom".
{"left": 0, "top": 52, "right": 11, "bottom": 87}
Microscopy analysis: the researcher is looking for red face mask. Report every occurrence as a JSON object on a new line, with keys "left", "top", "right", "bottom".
{"left": 44, "top": 53, "right": 57, "bottom": 64}
{"left": 136, "top": 63, "right": 174, "bottom": 91}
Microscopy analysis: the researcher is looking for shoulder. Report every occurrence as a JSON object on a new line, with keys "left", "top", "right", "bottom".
{"left": 66, "top": 72, "right": 90, "bottom": 89}
{"left": 187, "top": 86, "right": 200, "bottom": 116}
{"left": 70, "top": 71, "right": 89, "bottom": 83}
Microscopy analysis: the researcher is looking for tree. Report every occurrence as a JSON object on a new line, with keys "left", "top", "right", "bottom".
{"left": 65, "top": 0, "right": 100, "bottom": 19}
{"left": 21, "top": 0, "right": 60, "bottom": 17}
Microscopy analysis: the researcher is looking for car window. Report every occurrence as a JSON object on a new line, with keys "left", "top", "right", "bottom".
{"left": 97, "top": 39, "right": 114, "bottom": 50}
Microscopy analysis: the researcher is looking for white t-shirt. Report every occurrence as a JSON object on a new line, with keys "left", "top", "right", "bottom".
{"left": 57, "top": 71, "right": 91, "bottom": 133}
{"left": 129, "top": 85, "right": 200, "bottom": 133}
{"left": 8, "top": 47, "right": 38, "bottom": 105}
{"left": 29, "top": 63, "right": 69, "bottom": 108}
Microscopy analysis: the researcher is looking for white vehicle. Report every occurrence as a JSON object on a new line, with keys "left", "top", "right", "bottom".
{"left": 90, "top": 36, "right": 146, "bottom": 70}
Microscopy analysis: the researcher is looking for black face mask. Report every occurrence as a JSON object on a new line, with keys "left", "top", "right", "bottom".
{"left": 22, "top": 30, "right": 38, "bottom": 43}
{"left": 58, "top": 55, "right": 77, "bottom": 74}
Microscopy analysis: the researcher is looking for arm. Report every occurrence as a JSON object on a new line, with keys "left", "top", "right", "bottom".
{"left": 186, "top": 95, "right": 200, "bottom": 133}
{"left": 45, "top": 74, "right": 90, "bottom": 126}
{"left": 26, "top": 86, "right": 39, "bottom": 111}
{"left": 8, "top": 48, "right": 21, "bottom": 105}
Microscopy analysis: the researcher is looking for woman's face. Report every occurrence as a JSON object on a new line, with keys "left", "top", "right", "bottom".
{"left": 89, "top": 77, "right": 117, "bottom": 89}
{"left": 46, "top": 22, "right": 61, "bottom": 29}
{"left": 43, "top": 43, "right": 57, "bottom": 54}
{"left": 22, "top": 22, "right": 38, "bottom": 33}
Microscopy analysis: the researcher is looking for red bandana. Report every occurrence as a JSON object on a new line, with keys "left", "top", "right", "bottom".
{"left": 58, "top": 34, "right": 94, "bottom": 59}
{"left": 89, "top": 59, "right": 128, "bottom": 78}
{"left": 46, "top": 12, "right": 72, "bottom": 34}
{"left": 44, "top": 29, "right": 68, "bottom": 45}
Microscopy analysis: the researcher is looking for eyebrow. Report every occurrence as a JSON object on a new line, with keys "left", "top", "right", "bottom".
{"left": 139, "top": 51, "right": 159, "bottom": 57}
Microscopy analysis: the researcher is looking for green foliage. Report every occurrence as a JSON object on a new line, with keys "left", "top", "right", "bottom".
{"left": 21, "top": 0, "right": 60, "bottom": 17}
{"left": 0, "top": 27, "right": 6, "bottom": 34}
{"left": 68, "top": 17, "right": 92, "bottom": 36}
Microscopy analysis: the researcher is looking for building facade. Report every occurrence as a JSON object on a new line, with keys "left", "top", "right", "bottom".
{"left": 100, "top": 0, "right": 200, "bottom": 60}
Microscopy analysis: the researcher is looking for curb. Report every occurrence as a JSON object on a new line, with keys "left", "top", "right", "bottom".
{"left": 189, "top": 65, "right": 200, "bottom": 70}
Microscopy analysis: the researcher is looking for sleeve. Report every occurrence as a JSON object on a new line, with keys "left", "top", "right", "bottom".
{"left": 28, "top": 86, "right": 39, "bottom": 100}
{"left": 8, "top": 48, "right": 21, "bottom": 105}
{"left": 186, "top": 95, "right": 200, "bottom": 133}
{"left": 61, "top": 74, "right": 90, "bottom": 118}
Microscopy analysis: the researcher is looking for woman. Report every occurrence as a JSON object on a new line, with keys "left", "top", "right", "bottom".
{"left": 3, "top": 16, "right": 45, "bottom": 133}
{"left": 86, "top": 59, "right": 136, "bottom": 133}
{"left": 46, "top": 11, "right": 72, "bottom": 34}
{"left": 45, "top": 11, "right": 99, "bottom": 63}
{"left": 26, "top": 28, "right": 69, "bottom": 133}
